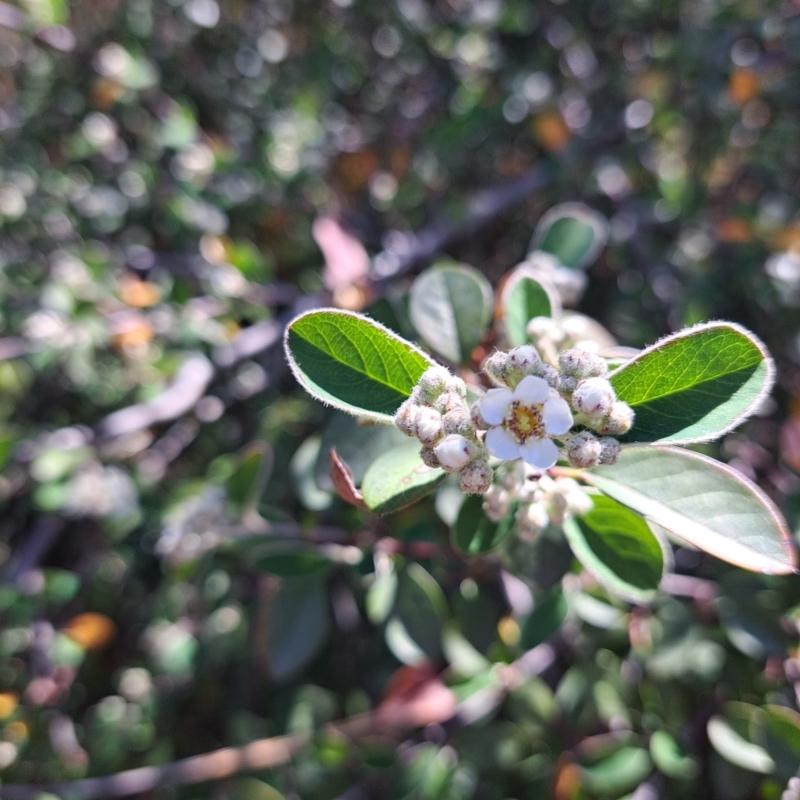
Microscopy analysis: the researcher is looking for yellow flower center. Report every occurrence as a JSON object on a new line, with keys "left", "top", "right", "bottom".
{"left": 505, "top": 400, "right": 546, "bottom": 443}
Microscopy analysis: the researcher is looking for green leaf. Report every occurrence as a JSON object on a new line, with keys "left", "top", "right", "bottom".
{"left": 285, "top": 309, "right": 434, "bottom": 422}
{"left": 579, "top": 746, "right": 652, "bottom": 795}
{"left": 584, "top": 447, "right": 795, "bottom": 575}
{"left": 531, "top": 203, "right": 608, "bottom": 269}
{"left": 227, "top": 442, "right": 273, "bottom": 511}
{"left": 386, "top": 563, "right": 448, "bottom": 663}
{"left": 610, "top": 322, "right": 774, "bottom": 444}
{"left": 250, "top": 541, "right": 332, "bottom": 577}
{"left": 563, "top": 495, "right": 666, "bottom": 603}
{"left": 500, "top": 265, "right": 560, "bottom": 347}
{"left": 452, "top": 494, "right": 516, "bottom": 555}
{"left": 408, "top": 261, "right": 493, "bottom": 364}
{"left": 266, "top": 575, "right": 329, "bottom": 681}
{"left": 649, "top": 730, "right": 700, "bottom": 779}
{"left": 361, "top": 443, "right": 446, "bottom": 514}
{"left": 520, "top": 588, "right": 568, "bottom": 650}
{"left": 707, "top": 716, "right": 775, "bottom": 774}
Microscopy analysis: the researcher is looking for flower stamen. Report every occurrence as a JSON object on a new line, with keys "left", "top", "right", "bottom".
{"left": 505, "top": 401, "right": 546, "bottom": 443}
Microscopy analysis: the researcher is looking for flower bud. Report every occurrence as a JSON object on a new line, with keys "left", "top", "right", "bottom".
{"left": 598, "top": 402, "right": 635, "bottom": 436}
{"left": 558, "top": 375, "right": 577, "bottom": 395}
{"left": 445, "top": 375, "right": 467, "bottom": 398}
{"left": 484, "top": 351, "right": 509, "bottom": 386}
{"left": 598, "top": 436, "right": 621, "bottom": 465}
{"left": 419, "top": 446, "right": 440, "bottom": 469}
{"left": 394, "top": 398, "right": 419, "bottom": 437}
{"left": 516, "top": 501, "right": 549, "bottom": 541}
{"left": 434, "top": 391, "right": 466, "bottom": 415}
{"left": 443, "top": 407, "right": 473, "bottom": 437}
{"left": 459, "top": 458, "right": 493, "bottom": 494}
{"left": 414, "top": 407, "right": 444, "bottom": 446}
{"left": 558, "top": 348, "right": 608, "bottom": 379}
{"left": 508, "top": 345, "right": 542, "bottom": 374}
{"left": 483, "top": 485, "right": 510, "bottom": 521}
{"left": 536, "top": 363, "right": 561, "bottom": 389}
{"left": 566, "top": 430, "right": 601, "bottom": 468}
{"left": 572, "top": 377, "right": 615, "bottom": 418}
{"left": 418, "top": 366, "right": 452, "bottom": 402}
{"left": 470, "top": 401, "right": 490, "bottom": 430}
{"left": 434, "top": 434, "right": 479, "bottom": 472}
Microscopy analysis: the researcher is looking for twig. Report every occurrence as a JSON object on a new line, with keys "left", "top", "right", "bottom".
{"left": 2, "top": 516, "right": 65, "bottom": 586}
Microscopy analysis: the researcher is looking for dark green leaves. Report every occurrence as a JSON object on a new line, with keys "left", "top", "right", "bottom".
{"left": 499, "top": 266, "right": 559, "bottom": 347}
{"left": 564, "top": 495, "right": 666, "bottom": 603}
{"left": 610, "top": 322, "right": 773, "bottom": 444}
{"left": 285, "top": 309, "right": 434, "bottom": 421}
{"left": 520, "top": 588, "right": 569, "bottom": 650}
{"left": 585, "top": 447, "right": 795, "bottom": 575}
{"left": 531, "top": 203, "right": 608, "bottom": 269}
{"left": 361, "top": 443, "right": 446, "bottom": 513}
{"left": 409, "top": 261, "right": 493, "bottom": 364}
{"left": 452, "top": 494, "right": 515, "bottom": 555}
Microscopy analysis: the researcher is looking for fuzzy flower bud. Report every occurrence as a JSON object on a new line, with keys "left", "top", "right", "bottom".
{"left": 508, "top": 345, "right": 542, "bottom": 374}
{"left": 470, "top": 401, "right": 490, "bottom": 430}
{"left": 566, "top": 430, "right": 601, "bottom": 468}
{"left": 443, "top": 407, "right": 473, "bottom": 438}
{"left": 483, "top": 485, "right": 510, "bottom": 521}
{"left": 434, "top": 434, "right": 479, "bottom": 473}
{"left": 598, "top": 436, "right": 621, "bottom": 465}
{"left": 572, "top": 377, "right": 615, "bottom": 418}
{"left": 558, "top": 375, "right": 578, "bottom": 395}
{"left": 516, "top": 501, "right": 549, "bottom": 541}
{"left": 445, "top": 375, "right": 467, "bottom": 398}
{"left": 434, "top": 391, "right": 466, "bottom": 415}
{"left": 414, "top": 406, "right": 444, "bottom": 446}
{"left": 598, "top": 401, "right": 635, "bottom": 436}
{"left": 558, "top": 348, "right": 608, "bottom": 379}
{"left": 418, "top": 366, "right": 452, "bottom": 402}
{"left": 484, "top": 351, "right": 509, "bottom": 386}
{"left": 395, "top": 398, "right": 419, "bottom": 437}
{"left": 419, "top": 446, "right": 440, "bottom": 469}
{"left": 537, "top": 363, "right": 561, "bottom": 389}
{"left": 459, "top": 458, "right": 493, "bottom": 494}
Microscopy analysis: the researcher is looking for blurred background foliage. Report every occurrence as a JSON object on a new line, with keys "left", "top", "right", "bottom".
{"left": 3, "top": 0, "right": 800, "bottom": 798}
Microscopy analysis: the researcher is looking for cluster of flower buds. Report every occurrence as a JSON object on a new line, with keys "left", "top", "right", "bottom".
{"left": 483, "top": 464, "right": 593, "bottom": 541}
{"left": 394, "top": 366, "right": 492, "bottom": 494}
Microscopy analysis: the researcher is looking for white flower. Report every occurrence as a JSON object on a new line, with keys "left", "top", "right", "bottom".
{"left": 478, "top": 375, "right": 573, "bottom": 470}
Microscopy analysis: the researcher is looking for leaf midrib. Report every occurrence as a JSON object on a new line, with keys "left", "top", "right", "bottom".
{"left": 613, "top": 341, "right": 761, "bottom": 407}
{"left": 293, "top": 322, "right": 421, "bottom": 397}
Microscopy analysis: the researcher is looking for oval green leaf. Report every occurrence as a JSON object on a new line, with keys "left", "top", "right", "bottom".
{"left": 251, "top": 541, "right": 332, "bottom": 577}
{"left": 584, "top": 447, "right": 795, "bottom": 575}
{"left": 610, "top": 322, "right": 774, "bottom": 444}
{"left": 409, "top": 261, "right": 493, "bottom": 365}
{"left": 361, "top": 443, "right": 446, "bottom": 514}
{"left": 563, "top": 495, "right": 666, "bottom": 603}
{"left": 499, "top": 265, "right": 561, "bottom": 347}
{"left": 266, "top": 575, "right": 329, "bottom": 681}
{"left": 520, "top": 588, "right": 569, "bottom": 650}
{"left": 578, "top": 746, "right": 652, "bottom": 795}
{"left": 452, "top": 494, "right": 516, "bottom": 555}
{"left": 649, "top": 730, "right": 700, "bottom": 779}
{"left": 707, "top": 716, "right": 775, "bottom": 774}
{"left": 285, "top": 309, "right": 434, "bottom": 422}
{"left": 531, "top": 203, "right": 608, "bottom": 269}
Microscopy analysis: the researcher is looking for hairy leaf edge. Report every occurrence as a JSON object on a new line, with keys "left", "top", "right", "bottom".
{"left": 284, "top": 307, "right": 436, "bottom": 423}
{"left": 609, "top": 320, "right": 775, "bottom": 445}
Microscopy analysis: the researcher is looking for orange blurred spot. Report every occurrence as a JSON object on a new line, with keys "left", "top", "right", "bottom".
{"left": 729, "top": 69, "right": 760, "bottom": 105}
{"left": 333, "top": 284, "right": 368, "bottom": 311}
{"left": 111, "top": 314, "right": 154, "bottom": 352}
{"left": 119, "top": 277, "right": 161, "bottom": 308}
{"left": 4, "top": 720, "right": 28, "bottom": 743}
{"left": 63, "top": 613, "right": 116, "bottom": 650}
{"left": 552, "top": 756, "right": 581, "bottom": 800}
{"left": 91, "top": 77, "right": 125, "bottom": 109}
{"left": 771, "top": 227, "right": 800, "bottom": 253}
{"left": 715, "top": 218, "right": 753, "bottom": 243}
{"left": 0, "top": 693, "right": 18, "bottom": 720}
{"left": 334, "top": 150, "right": 379, "bottom": 194}
{"left": 532, "top": 112, "right": 570, "bottom": 152}
{"left": 199, "top": 234, "right": 232, "bottom": 265}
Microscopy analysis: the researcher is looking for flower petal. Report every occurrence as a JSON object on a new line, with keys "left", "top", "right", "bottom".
{"left": 479, "top": 388, "right": 513, "bottom": 426}
{"left": 519, "top": 437, "right": 559, "bottom": 470}
{"left": 513, "top": 375, "right": 549, "bottom": 405}
{"left": 485, "top": 426, "right": 521, "bottom": 461}
{"left": 542, "top": 397, "right": 573, "bottom": 436}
